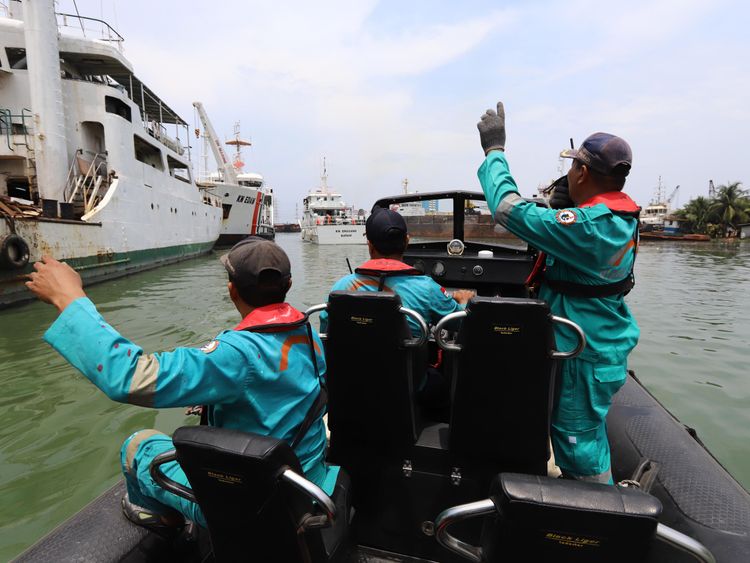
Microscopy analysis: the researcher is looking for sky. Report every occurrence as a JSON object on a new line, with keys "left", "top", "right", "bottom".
{"left": 57, "top": 0, "right": 750, "bottom": 221}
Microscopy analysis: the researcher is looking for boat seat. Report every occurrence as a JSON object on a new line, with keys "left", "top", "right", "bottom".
{"left": 436, "top": 473, "right": 716, "bottom": 563}
{"left": 152, "top": 426, "right": 351, "bottom": 563}
{"left": 435, "top": 297, "right": 585, "bottom": 484}
{"left": 319, "top": 290, "right": 429, "bottom": 461}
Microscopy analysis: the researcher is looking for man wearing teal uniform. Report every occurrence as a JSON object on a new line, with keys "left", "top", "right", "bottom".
{"left": 26, "top": 238, "right": 336, "bottom": 530}
{"left": 476, "top": 102, "right": 640, "bottom": 483}
{"left": 319, "top": 207, "right": 473, "bottom": 334}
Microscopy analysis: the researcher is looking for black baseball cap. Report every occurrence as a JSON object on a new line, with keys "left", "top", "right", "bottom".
{"left": 560, "top": 132, "right": 632, "bottom": 177}
{"left": 366, "top": 207, "right": 408, "bottom": 254}
{"left": 220, "top": 236, "right": 291, "bottom": 288}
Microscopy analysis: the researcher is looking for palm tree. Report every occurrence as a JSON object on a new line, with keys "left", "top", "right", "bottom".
{"left": 710, "top": 182, "right": 749, "bottom": 236}
{"left": 675, "top": 196, "right": 714, "bottom": 234}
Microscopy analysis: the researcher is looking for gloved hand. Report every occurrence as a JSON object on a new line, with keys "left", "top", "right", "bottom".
{"left": 548, "top": 175, "right": 575, "bottom": 209}
{"left": 477, "top": 101, "right": 506, "bottom": 155}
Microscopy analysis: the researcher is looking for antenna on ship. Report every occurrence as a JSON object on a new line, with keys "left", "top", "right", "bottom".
{"left": 402, "top": 178, "right": 409, "bottom": 194}
{"left": 225, "top": 122, "right": 251, "bottom": 174}
{"left": 321, "top": 157, "right": 329, "bottom": 194}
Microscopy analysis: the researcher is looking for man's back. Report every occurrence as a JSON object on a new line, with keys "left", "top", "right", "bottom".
{"left": 321, "top": 258, "right": 462, "bottom": 333}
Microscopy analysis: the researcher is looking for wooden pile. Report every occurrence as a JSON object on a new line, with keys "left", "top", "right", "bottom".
{"left": 0, "top": 195, "right": 41, "bottom": 218}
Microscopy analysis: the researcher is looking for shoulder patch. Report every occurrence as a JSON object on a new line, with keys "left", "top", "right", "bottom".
{"left": 200, "top": 340, "right": 220, "bottom": 354}
{"left": 440, "top": 287, "right": 451, "bottom": 298}
{"left": 555, "top": 209, "right": 578, "bottom": 226}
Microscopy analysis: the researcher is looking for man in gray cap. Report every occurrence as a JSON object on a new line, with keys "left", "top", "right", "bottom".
{"left": 476, "top": 102, "right": 641, "bottom": 484}
{"left": 26, "top": 237, "right": 337, "bottom": 532}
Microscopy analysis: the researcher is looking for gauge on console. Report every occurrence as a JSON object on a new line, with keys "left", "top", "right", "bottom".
{"left": 432, "top": 261, "right": 446, "bottom": 277}
{"left": 447, "top": 239, "right": 465, "bottom": 256}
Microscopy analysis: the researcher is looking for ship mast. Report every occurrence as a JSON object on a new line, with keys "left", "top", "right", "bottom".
{"left": 320, "top": 157, "right": 329, "bottom": 194}
{"left": 225, "top": 122, "right": 251, "bottom": 175}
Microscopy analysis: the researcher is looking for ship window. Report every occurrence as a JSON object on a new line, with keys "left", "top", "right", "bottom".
{"left": 167, "top": 155, "right": 191, "bottom": 183}
{"left": 222, "top": 204, "right": 232, "bottom": 219}
{"left": 133, "top": 135, "right": 164, "bottom": 170}
{"left": 105, "top": 96, "right": 132, "bottom": 122}
{"left": 5, "top": 48, "right": 27, "bottom": 69}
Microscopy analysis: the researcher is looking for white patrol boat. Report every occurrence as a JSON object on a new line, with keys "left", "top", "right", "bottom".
{"left": 0, "top": 1, "right": 222, "bottom": 308}
{"left": 193, "top": 104, "right": 274, "bottom": 245}
{"left": 300, "top": 161, "right": 365, "bottom": 245}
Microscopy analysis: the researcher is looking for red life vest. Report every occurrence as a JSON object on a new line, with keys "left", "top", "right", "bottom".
{"left": 526, "top": 192, "right": 641, "bottom": 297}
{"left": 355, "top": 258, "right": 422, "bottom": 291}
{"left": 234, "top": 303, "right": 307, "bottom": 332}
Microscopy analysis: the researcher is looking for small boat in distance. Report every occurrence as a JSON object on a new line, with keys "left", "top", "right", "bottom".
{"left": 640, "top": 176, "right": 679, "bottom": 232}
{"left": 193, "top": 104, "right": 274, "bottom": 245}
{"left": 300, "top": 160, "right": 365, "bottom": 245}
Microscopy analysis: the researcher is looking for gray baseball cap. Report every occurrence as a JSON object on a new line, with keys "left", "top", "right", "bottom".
{"left": 560, "top": 132, "right": 632, "bottom": 177}
{"left": 220, "top": 237, "right": 291, "bottom": 287}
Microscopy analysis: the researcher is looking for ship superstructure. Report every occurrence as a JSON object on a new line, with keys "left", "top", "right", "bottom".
{"left": 193, "top": 104, "right": 274, "bottom": 244}
{"left": 0, "top": 2, "right": 222, "bottom": 307}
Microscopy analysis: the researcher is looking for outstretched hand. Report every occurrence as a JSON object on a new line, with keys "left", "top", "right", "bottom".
{"left": 477, "top": 101, "right": 506, "bottom": 155}
{"left": 25, "top": 256, "right": 86, "bottom": 312}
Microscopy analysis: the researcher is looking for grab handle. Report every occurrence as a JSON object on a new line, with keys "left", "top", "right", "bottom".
{"left": 399, "top": 306, "right": 428, "bottom": 348}
{"left": 434, "top": 310, "right": 468, "bottom": 352}
{"left": 304, "top": 303, "right": 328, "bottom": 340}
{"left": 550, "top": 315, "right": 586, "bottom": 359}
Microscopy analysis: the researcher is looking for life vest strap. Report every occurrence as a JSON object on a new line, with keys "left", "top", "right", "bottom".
{"left": 539, "top": 272, "right": 635, "bottom": 298}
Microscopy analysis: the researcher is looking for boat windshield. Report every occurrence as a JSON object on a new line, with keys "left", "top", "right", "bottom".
{"left": 378, "top": 192, "right": 528, "bottom": 251}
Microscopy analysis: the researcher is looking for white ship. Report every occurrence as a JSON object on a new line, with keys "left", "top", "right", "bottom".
{"left": 641, "top": 176, "right": 680, "bottom": 231}
{"left": 0, "top": 2, "right": 222, "bottom": 307}
{"left": 390, "top": 178, "right": 425, "bottom": 217}
{"left": 193, "top": 104, "right": 274, "bottom": 245}
{"left": 300, "top": 162, "right": 365, "bottom": 245}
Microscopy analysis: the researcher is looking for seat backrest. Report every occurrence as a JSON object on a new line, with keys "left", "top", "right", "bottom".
{"left": 448, "top": 297, "right": 556, "bottom": 475}
{"left": 324, "top": 290, "right": 425, "bottom": 458}
{"left": 172, "top": 426, "right": 327, "bottom": 563}
{"left": 435, "top": 473, "right": 664, "bottom": 563}
{"left": 485, "top": 473, "right": 662, "bottom": 562}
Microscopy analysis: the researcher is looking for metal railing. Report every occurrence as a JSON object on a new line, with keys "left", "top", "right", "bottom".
{"left": 65, "top": 150, "right": 109, "bottom": 214}
{"left": 55, "top": 12, "right": 125, "bottom": 51}
{"left": 0, "top": 108, "right": 32, "bottom": 152}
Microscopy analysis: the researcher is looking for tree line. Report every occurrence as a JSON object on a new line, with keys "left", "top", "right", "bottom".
{"left": 672, "top": 182, "right": 749, "bottom": 237}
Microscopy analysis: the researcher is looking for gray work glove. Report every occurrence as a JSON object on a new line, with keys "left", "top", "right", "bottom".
{"left": 477, "top": 101, "right": 506, "bottom": 155}
{"left": 548, "top": 175, "right": 574, "bottom": 209}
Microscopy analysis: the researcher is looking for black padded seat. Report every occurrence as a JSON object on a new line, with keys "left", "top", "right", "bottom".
{"left": 484, "top": 473, "right": 662, "bottom": 562}
{"left": 435, "top": 473, "right": 664, "bottom": 563}
{"left": 324, "top": 290, "right": 427, "bottom": 460}
{"left": 443, "top": 297, "right": 560, "bottom": 479}
{"left": 168, "top": 426, "right": 350, "bottom": 563}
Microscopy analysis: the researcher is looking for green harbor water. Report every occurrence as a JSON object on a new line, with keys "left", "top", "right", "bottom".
{"left": 1, "top": 234, "right": 748, "bottom": 559}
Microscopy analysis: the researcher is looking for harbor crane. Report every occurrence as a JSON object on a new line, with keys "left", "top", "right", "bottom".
{"left": 193, "top": 102, "right": 238, "bottom": 185}
{"left": 666, "top": 185, "right": 680, "bottom": 208}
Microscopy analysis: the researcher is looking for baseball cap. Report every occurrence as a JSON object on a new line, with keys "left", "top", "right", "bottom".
{"left": 366, "top": 207, "right": 408, "bottom": 254}
{"left": 220, "top": 236, "right": 291, "bottom": 288}
{"left": 560, "top": 132, "right": 632, "bottom": 177}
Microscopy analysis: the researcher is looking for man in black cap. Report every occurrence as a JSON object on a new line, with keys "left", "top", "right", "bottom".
{"left": 319, "top": 207, "right": 474, "bottom": 336}
{"left": 476, "top": 102, "right": 640, "bottom": 484}
{"left": 26, "top": 237, "right": 338, "bottom": 531}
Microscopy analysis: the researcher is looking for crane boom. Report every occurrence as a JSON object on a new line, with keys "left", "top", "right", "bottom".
{"left": 666, "top": 185, "right": 680, "bottom": 204}
{"left": 193, "top": 101, "right": 238, "bottom": 185}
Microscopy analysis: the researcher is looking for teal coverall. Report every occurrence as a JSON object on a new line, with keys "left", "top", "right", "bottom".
{"left": 478, "top": 152, "right": 640, "bottom": 483}
{"left": 319, "top": 258, "right": 464, "bottom": 334}
{"left": 44, "top": 298, "right": 338, "bottom": 525}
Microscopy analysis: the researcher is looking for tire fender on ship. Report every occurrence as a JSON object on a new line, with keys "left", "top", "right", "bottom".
{"left": 0, "top": 234, "right": 30, "bottom": 269}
